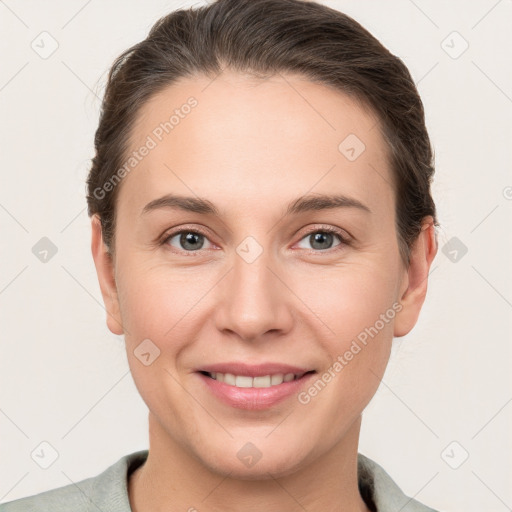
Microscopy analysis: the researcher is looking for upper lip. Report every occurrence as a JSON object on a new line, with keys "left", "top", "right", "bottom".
{"left": 197, "top": 362, "right": 315, "bottom": 378}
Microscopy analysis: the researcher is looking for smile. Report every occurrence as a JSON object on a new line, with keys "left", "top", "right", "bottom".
{"left": 201, "top": 371, "right": 310, "bottom": 388}
{"left": 196, "top": 367, "right": 317, "bottom": 410}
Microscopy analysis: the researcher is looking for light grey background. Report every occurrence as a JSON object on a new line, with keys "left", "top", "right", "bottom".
{"left": 1, "top": 1, "right": 511, "bottom": 511}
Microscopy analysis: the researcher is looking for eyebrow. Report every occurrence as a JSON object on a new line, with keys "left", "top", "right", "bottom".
{"left": 141, "top": 192, "right": 372, "bottom": 217}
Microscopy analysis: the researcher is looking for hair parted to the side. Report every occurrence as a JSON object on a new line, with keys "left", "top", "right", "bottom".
{"left": 86, "top": 0, "right": 438, "bottom": 266}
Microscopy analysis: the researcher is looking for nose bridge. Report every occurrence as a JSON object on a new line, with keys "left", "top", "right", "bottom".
{"left": 215, "top": 237, "right": 292, "bottom": 340}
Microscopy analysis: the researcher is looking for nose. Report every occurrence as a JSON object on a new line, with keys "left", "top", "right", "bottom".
{"left": 214, "top": 244, "right": 294, "bottom": 343}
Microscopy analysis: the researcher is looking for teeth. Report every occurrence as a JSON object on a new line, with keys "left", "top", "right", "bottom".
{"left": 208, "top": 372, "right": 299, "bottom": 388}
{"left": 235, "top": 375, "right": 253, "bottom": 388}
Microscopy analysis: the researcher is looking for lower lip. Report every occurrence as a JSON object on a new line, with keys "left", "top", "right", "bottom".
{"left": 197, "top": 372, "right": 316, "bottom": 410}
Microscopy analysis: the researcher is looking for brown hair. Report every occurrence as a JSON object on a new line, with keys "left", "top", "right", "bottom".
{"left": 86, "top": 0, "right": 438, "bottom": 265}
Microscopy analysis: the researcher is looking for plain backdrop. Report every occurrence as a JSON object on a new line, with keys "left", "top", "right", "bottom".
{"left": 1, "top": 1, "right": 511, "bottom": 511}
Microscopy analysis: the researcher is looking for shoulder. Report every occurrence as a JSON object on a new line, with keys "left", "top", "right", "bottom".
{"left": 357, "top": 453, "right": 440, "bottom": 512}
{"left": 0, "top": 450, "right": 148, "bottom": 512}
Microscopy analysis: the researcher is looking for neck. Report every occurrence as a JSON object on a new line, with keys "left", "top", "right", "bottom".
{"left": 129, "top": 413, "right": 371, "bottom": 512}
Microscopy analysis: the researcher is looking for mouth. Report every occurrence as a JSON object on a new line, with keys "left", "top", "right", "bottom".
{"left": 195, "top": 364, "right": 318, "bottom": 410}
{"left": 198, "top": 370, "right": 316, "bottom": 389}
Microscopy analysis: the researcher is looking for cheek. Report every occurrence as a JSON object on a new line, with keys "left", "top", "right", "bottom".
{"left": 299, "top": 284, "right": 395, "bottom": 429}
{"left": 292, "top": 259, "right": 397, "bottom": 404}
{"left": 293, "top": 259, "right": 399, "bottom": 344}
{"left": 115, "top": 264, "right": 205, "bottom": 429}
{"left": 116, "top": 258, "right": 214, "bottom": 342}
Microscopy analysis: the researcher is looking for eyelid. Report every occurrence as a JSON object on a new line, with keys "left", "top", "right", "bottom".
{"left": 292, "top": 224, "right": 351, "bottom": 253}
{"left": 160, "top": 225, "right": 215, "bottom": 253}
{"left": 295, "top": 224, "right": 351, "bottom": 243}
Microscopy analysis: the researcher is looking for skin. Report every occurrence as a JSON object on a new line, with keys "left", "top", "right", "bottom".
{"left": 91, "top": 70, "right": 437, "bottom": 512}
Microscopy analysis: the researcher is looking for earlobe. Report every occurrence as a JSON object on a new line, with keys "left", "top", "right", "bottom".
{"left": 90, "top": 215, "right": 124, "bottom": 335}
{"left": 393, "top": 217, "right": 438, "bottom": 338}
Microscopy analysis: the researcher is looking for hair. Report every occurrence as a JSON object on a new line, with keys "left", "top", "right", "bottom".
{"left": 86, "top": 0, "right": 438, "bottom": 266}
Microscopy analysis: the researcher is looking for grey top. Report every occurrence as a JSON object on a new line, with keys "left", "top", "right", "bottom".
{"left": 0, "top": 450, "right": 439, "bottom": 511}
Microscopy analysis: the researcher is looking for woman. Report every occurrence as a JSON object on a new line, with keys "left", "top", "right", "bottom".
{"left": 1, "top": 0, "right": 439, "bottom": 510}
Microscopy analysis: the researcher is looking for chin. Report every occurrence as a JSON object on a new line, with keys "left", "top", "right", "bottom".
{"left": 196, "top": 442, "right": 310, "bottom": 480}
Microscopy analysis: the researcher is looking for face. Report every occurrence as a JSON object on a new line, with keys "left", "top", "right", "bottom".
{"left": 92, "top": 70, "right": 434, "bottom": 478}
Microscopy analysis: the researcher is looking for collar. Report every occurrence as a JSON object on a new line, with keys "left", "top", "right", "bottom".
{"left": 88, "top": 450, "right": 438, "bottom": 512}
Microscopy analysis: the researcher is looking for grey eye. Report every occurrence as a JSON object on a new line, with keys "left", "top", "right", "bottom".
{"left": 297, "top": 231, "right": 342, "bottom": 251}
{"left": 166, "top": 231, "right": 213, "bottom": 251}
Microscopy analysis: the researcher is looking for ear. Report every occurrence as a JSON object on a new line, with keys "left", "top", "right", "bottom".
{"left": 394, "top": 216, "right": 438, "bottom": 338}
{"left": 90, "top": 215, "right": 124, "bottom": 335}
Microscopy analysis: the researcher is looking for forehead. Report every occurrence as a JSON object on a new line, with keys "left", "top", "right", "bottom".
{"left": 118, "top": 71, "right": 394, "bottom": 220}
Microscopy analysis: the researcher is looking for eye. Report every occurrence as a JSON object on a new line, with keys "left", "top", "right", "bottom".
{"left": 160, "top": 225, "right": 349, "bottom": 255}
{"left": 162, "top": 229, "right": 214, "bottom": 253}
{"left": 295, "top": 226, "right": 348, "bottom": 252}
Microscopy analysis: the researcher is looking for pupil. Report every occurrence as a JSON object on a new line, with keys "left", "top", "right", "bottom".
{"left": 181, "top": 232, "right": 203, "bottom": 250}
{"left": 311, "top": 232, "right": 332, "bottom": 250}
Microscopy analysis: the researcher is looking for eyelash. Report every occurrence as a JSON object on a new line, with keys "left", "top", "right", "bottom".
{"left": 160, "top": 225, "right": 350, "bottom": 256}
